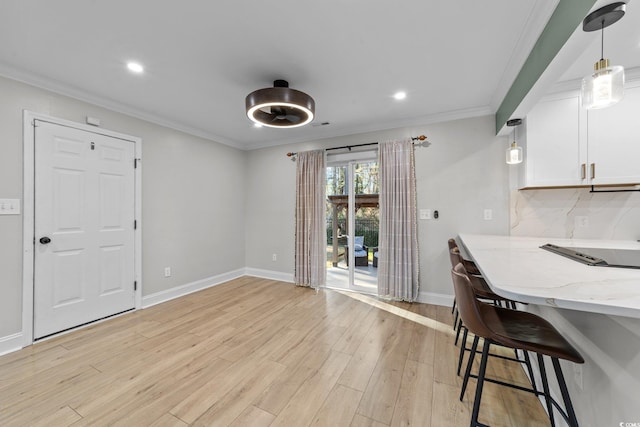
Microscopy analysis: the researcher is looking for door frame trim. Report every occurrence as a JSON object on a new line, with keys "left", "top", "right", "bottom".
{"left": 22, "top": 111, "right": 143, "bottom": 346}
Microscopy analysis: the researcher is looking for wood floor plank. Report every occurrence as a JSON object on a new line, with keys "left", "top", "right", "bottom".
{"left": 30, "top": 405, "right": 82, "bottom": 427}
{"left": 338, "top": 311, "right": 401, "bottom": 392}
{"left": 431, "top": 380, "right": 472, "bottom": 426}
{"left": 390, "top": 359, "right": 434, "bottom": 427}
{"left": 269, "top": 350, "right": 352, "bottom": 427}
{"left": 0, "top": 278, "right": 551, "bottom": 427}
{"left": 310, "top": 384, "right": 364, "bottom": 427}
{"left": 190, "top": 360, "right": 286, "bottom": 426}
{"left": 168, "top": 349, "right": 280, "bottom": 424}
{"left": 148, "top": 413, "right": 189, "bottom": 427}
{"left": 253, "top": 362, "right": 317, "bottom": 415}
{"left": 0, "top": 366, "right": 101, "bottom": 426}
{"left": 356, "top": 320, "right": 413, "bottom": 425}
{"left": 350, "top": 413, "right": 389, "bottom": 427}
{"left": 80, "top": 356, "right": 235, "bottom": 427}
{"left": 228, "top": 405, "right": 276, "bottom": 427}
{"left": 332, "top": 306, "right": 378, "bottom": 355}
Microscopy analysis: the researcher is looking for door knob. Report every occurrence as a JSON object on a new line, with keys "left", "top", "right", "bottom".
{"left": 39, "top": 236, "right": 51, "bottom": 244}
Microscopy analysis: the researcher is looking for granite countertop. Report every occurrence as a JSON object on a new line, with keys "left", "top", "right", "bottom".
{"left": 458, "top": 234, "right": 640, "bottom": 319}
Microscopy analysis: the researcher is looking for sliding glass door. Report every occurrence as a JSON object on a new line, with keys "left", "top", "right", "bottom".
{"left": 326, "top": 152, "right": 378, "bottom": 293}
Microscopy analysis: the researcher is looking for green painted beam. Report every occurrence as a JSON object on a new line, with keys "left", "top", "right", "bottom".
{"left": 495, "top": 0, "right": 597, "bottom": 134}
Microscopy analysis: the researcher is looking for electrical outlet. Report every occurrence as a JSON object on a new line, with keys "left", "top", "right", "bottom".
{"left": 419, "top": 209, "right": 431, "bottom": 220}
{"left": 483, "top": 209, "right": 493, "bottom": 220}
{"left": 272, "top": 253, "right": 277, "bottom": 261}
{"left": 575, "top": 216, "right": 589, "bottom": 228}
{"left": 164, "top": 267, "right": 171, "bottom": 277}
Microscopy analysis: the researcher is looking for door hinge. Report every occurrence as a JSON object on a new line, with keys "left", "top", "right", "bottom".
{"left": 134, "top": 281, "right": 137, "bottom": 291}
{"left": 134, "top": 220, "right": 137, "bottom": 230}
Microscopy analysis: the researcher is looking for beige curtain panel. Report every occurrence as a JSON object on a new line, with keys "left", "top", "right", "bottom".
{"left": 294, "top": 150, "right": 326, "bottom": 288}
{"left": 377, "top": 139, "right": 419, "bottom": 301}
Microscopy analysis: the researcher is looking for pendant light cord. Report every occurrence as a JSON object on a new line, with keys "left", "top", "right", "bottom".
{"left": 600, "top": 20, "right": 605, "bottom": 60}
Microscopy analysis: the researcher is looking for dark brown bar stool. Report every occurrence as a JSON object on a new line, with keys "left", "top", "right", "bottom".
{"left": 451, "top": 263, "right": 584, "bottom": 427}
{"left": 448, "top": 247, "right": 531, "bottom": 378}
{"left": 448, "top": 238, "right": 512, "bottom": 332}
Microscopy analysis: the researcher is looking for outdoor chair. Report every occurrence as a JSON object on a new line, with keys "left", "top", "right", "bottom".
{"left": 345, "top": 235, "right": 369, "bottom": 266}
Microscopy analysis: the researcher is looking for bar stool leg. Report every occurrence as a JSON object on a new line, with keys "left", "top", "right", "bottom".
{"left": 452, "top": 298, "right": 457, "bottom": 314}
{"left": 551, "top": 358, "right": 580, "bottom": 427}
{"left": 453, "top": 308, "right": 459, "bottom": 329}
{"left": 537, "top": 354, "right": 557, "bottom": 427}
{"left": 457, "top": 326, "right": 469, "bottom": 376}
{"left": 460, "top": 335, "right": 479, "bottom": 401}
{"left": 470, "top": 339, "right": 491, "bottom": 427}
{"left": 455, "top": 318, "right": 463, "bottom": 345}
{"left": 522, "top": 350, "right": 537, "bottom": 393}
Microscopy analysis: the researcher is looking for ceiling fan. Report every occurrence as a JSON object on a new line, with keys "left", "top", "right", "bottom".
{"left": 245, "top": 80, "right": 315, "bottom": 128}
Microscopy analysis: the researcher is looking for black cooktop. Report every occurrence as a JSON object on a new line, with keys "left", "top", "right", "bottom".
{"left": 540, "top": 243, "right": 640, "bottom": 269}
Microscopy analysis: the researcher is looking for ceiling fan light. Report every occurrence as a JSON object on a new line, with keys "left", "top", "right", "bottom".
{"left": 581, "top": 61, "right": 624, "bottom": 109}
{"left": 245, "top": 80, "right": 315, "bottom": 129}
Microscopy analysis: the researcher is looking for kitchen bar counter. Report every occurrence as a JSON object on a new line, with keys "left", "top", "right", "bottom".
{"left": 458, "top": 234, "right": 640, "bottom": 319}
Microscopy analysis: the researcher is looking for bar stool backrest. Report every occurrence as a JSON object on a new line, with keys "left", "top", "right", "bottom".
{"left": 451, "top": 263, "right": 495, "bottom": 339}
{"left": 449, "top": 246, "right": 462, "bottom": 268}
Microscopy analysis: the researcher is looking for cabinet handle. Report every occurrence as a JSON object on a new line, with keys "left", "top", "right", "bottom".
{"left": 590, "top": 163, "right": 595, "bottom": 180}
{"left": 581, "top": 163, "right": 586, "bottom": 180}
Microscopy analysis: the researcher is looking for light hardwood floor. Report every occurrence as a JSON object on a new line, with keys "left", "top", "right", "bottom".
{"left": 0, "top": 277, "right": 549, "bottom": 426}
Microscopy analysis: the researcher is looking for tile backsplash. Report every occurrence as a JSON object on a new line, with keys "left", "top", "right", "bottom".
{"left": 510, "top": 188, "right": 640, "bottom": 240}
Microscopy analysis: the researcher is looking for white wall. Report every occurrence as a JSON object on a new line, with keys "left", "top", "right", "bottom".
{"left": 0, "top": 75, "right": 246, "bottom": 341}
{"left": 245, "top": 115, "right": 511, "bottom": 301}
{"left": 510, "top": 184, "right": 640, "bottom": 425}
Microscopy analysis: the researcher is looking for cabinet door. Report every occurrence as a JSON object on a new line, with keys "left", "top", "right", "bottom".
{"left": 588, "top": 82, "right": 640, "bottom": 185}
{"left": 523, "top": 93, "right": 586, "bottom": 188}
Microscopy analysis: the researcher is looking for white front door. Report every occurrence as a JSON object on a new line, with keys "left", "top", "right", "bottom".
{"left": 34, "top": 121, "right": 136, "bottom": 339}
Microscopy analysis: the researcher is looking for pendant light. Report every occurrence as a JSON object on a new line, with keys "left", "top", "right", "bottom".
{"left": 581, "top": 2, "right": 626, "bottom": 109}
{"left": 505, "top": 119, "right": 523, "bottom": 165}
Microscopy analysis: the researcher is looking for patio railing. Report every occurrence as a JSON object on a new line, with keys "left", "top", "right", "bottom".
{"left": 326, "top": 218, "right": 378, "bottom": 248}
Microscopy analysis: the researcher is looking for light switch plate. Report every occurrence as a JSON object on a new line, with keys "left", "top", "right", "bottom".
{"left": 419, "top": 209, "right": 431, "bottom": 220}
{"left": 0, "top": 199, "right": 20, "bottom": 215}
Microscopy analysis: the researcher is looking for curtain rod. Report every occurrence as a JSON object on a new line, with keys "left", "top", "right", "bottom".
{"left": 286, "top": 135, "right": 428, "bottom": 159}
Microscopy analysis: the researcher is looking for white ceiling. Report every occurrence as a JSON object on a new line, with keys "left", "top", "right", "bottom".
{"left": 0, "top": 1, "right": 636, "bottom": 150}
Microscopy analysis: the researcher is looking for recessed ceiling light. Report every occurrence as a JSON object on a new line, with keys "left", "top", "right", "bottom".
{"left": 393, "top": 91, "right": 407, "bottom": 100}
{"left": 126, "top": 61, "right": 144, "bottom": 74}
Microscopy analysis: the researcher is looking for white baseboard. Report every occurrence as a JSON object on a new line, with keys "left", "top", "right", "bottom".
{"left": 418, "top": 291, "right": 454, "bottom": 307}
{"left": 0, "top": 332, "right": 24, "bottom": 356}
{"left": 244, "top": 268, "right": 294, "bottom": 283}
{"left": 142, "top": 268, "right": 245, "bottom": 308}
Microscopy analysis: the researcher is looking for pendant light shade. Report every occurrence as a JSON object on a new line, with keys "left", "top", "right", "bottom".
{"left": 246, "top": 80, "right": 315, "bottom": 128}
{"left": 580, "top": 2, "right": 626, "bottom": 109}
{"left": 506, "top": 119, "right": 523, "bottom": 165}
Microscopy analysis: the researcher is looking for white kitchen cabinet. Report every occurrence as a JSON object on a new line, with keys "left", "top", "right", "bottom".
{"left": 587, "top": 80, "right": 640, "bottom": 185}
{"left": 519, "top": 81, "right": 640, "bottom": 189}
{"left": 521, "top": 91, "right": 586, "bottom": 188}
